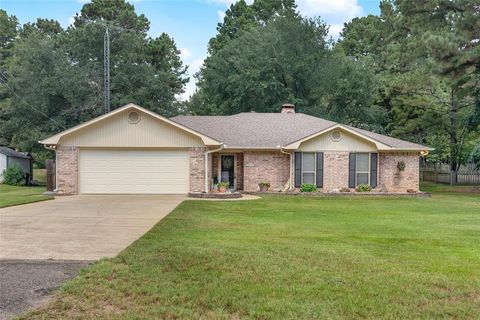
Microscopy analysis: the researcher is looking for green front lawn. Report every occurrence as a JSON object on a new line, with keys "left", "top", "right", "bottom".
{"left": 0, "top": 185, "right": 52, "bottom": 208}
{"left": 33, "top": 168, "right": 47, "bottom": 185}
{"left": 23, "top": 185, "right": 479, "bottom": 319}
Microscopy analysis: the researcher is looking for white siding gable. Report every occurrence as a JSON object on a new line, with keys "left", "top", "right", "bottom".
{"left": 59, "top": 109, "right": 204, "bottom": 148}
{"left": 298, "top": 128, "right": 377, "bottom": 152}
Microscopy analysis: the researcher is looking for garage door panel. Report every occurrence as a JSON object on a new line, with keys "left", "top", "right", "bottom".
{"left": 79, "top": 149, "right": 189, "bottom": 194}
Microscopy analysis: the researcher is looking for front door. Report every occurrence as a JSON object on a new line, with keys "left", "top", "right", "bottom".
{"left": 220, "top": 155, "right": 235, "bottom": 189}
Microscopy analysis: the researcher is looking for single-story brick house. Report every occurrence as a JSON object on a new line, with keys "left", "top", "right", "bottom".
{"left": 40, "top": 103, "right": 432, "bottom": 195}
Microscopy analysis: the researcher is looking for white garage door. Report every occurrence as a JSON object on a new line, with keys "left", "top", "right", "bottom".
{"left": 79, "top": 149, "right": 189, "bottom": 194}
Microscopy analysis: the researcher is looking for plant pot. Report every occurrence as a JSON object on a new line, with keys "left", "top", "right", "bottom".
{"left": 218, "top": 186, "right": 226, "bottom": 193}
{"left": 259, "top": 186, "right": 268, "bottom": 192}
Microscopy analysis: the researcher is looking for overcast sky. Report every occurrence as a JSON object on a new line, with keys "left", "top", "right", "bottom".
{"left": 1, "top": 0, "right": 381, "bottom": 99}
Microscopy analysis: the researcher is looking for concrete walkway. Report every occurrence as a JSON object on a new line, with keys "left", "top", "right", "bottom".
{"left": 0, "top": 195, "right": 185, "bottom": 260}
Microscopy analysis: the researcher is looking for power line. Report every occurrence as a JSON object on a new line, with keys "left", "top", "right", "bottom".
{"left": 0, "top": 72, "right": 67, "bottom": 129}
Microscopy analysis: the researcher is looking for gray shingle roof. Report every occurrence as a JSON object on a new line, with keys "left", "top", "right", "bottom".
{"left": 171, "top": 112, "right": 430, "bottom": 150}
{"left": 0, "top": 146, "right": 31, "bottom": 159}
{"left": 346, "top": 126, "right": 428, "bottom": 150}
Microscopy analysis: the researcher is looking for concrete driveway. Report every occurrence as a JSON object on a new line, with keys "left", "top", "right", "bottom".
{"left": 0, "top": 195, "right": 185, "bottom": 260}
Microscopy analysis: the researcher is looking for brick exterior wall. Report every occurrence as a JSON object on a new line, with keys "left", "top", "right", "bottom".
{"left": 323, "top": 151, "right": 349, "bottom": 191}
{"left": 297, "top": 151, "right": 419, "bottom": 193}
{"left": 243, "top": 151, "right": 290, "bottom": 192}
{"left": 378, "top": 152, "right": 419, "bottom": 192}
{"left": 53, "top": 146, "right": 419, "bottom": 195}
{"left": 56, "top": 146, "right": 78, "bottom": 195}
{"left": 190, "top": 147, "right": 206, "bottom": 192}
{"left": 236, "top": 153, "right": 244, "bottom": 190}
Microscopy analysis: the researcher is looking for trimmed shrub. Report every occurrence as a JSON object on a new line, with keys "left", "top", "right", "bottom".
{"left": 356, "top": 184, "right": 372, "bottom": 192}
{"left": 300, "top": 183, "right": 317, "bottom": 192}
{"left": 2, "top": 164, "right": 26, "bottom": 186}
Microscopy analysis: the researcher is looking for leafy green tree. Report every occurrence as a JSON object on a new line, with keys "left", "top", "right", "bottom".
{"left": 394, "top": 0, "right": 480, "bottom": 181}
{"left": 20, "top": 18, "right": 63, "bottom": 36}
{"left": 339, "top": 0, "right": 480, "bottom": 183}
{"left": 208, "top": 0, "right": 297, "bottom": 54}
{"left": 191, "top": 15, "right": 377, "bottom": 127}
{"left": 0, "top": 28, "right": 91, "bottom": 164}
{"left": 470, "top": 142, "right": 480, "bottom": 170}
{"left": 0, "top": 0, "right": 188, "bottom": 165}
{"left": 75, "top": 0, "right": 149, "bottom": 34}
{"left": 65, "top": 0, "right": 188, "bottom": 116}
{"left": 0, "top": 10, "right": 18, "bottom": 65}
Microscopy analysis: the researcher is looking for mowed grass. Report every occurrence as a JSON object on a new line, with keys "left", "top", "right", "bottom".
{"left": 0, "top": 185, "right": 52, "bottom": 208}
{"left": 23, "top": 184, "right": 479, "bottom": 319}
{"left": 33, "top": 168, "right": 47, "bottom": 185}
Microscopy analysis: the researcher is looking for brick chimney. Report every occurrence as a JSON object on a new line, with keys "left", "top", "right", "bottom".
{"left": 281, "top": 103, "right": 295, "bottom": 114}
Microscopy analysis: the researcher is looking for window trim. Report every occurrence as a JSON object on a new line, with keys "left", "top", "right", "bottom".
{"left": 301, "top": 152, "right": 316, "bottom": 185}
{"left": 355, "top": 153, "right": 370, "bottom": 186}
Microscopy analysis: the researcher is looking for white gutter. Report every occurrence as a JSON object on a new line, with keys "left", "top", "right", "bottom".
{"left": 279, "top": 147, "right": 293, "bottom": 191}
{"left": 41, "top": 142, "right": 57, "bottom": 151}
{"left": 204, "top": 143, "right": 224, "bottom": 193}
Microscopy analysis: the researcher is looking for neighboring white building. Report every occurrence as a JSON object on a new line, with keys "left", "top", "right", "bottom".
{"left": 0, "top": 146, "right": 33, "bottom": 183}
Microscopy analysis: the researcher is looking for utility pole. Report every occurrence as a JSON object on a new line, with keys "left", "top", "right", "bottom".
{"left": 104, "top": 27, "right": 110, "bottom": 113}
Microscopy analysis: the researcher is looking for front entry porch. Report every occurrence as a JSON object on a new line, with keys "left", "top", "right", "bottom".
{"left": 207, "top": 150, "right": 292, "bottom": 193}
{"left": 211, "top": 153, "right": 244, "bottom": 191}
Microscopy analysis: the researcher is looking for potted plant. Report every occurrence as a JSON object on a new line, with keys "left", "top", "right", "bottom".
{"left": 217, "top": 181, "right": 229, "bottom": 193}
{"left": 258, "top": 181, "right": 270, "bottom": 192}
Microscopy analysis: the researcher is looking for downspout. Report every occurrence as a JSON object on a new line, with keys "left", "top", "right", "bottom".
{"left": 280, "top": 147, "right": 293, "bottom": 191}
{"left": 204, "top": 143, "right": 224, "bottom": 193}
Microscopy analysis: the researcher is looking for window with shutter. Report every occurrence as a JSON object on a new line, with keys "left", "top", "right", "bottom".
{"left": 301, "top": 153, "right": 316, "bottom": 184}
{"left": 356, "top": 153, "right": 370, "bottom": 185}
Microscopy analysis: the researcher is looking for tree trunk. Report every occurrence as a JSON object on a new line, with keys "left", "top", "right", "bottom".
{"left": 449, "top": 88, "right": 459, "bottom": 185}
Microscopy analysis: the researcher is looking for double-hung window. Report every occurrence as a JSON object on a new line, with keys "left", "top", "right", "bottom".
{"left": 301, "top": 152, "right": 316, "bottom": 184}
{"left": 355, "top": 153, "right": 370, "bottom": 186}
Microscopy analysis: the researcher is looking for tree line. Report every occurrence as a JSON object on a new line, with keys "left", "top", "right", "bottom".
{"left": 0, "top": 0, "right": 188, "bottom": 164}
{"left": 0, "top": 0, "right": 479, "bottom": 174}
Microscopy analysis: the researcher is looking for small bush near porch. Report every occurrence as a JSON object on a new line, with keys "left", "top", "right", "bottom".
{"left": 23, "top": 183, "right": 479, "bottom": 319}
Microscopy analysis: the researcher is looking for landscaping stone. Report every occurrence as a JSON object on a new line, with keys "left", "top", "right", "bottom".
{"left": 188, "top": 192, "right": 243, "bottom": 199}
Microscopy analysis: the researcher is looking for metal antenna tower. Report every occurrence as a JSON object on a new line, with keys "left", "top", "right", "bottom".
{"left": 103, "top": 27, "right": 110, "bottom": 113}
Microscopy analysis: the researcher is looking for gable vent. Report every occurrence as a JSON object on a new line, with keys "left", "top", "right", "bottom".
{"left": 330, "top": 130, "right": 342, "bottom": 142}
{"left": 127, "top": 111, "right": 141, "bottom": 124}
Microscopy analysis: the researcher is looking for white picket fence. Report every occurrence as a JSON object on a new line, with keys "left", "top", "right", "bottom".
{"left": 420, "top": 162, "right": 480, "bottom": 185}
